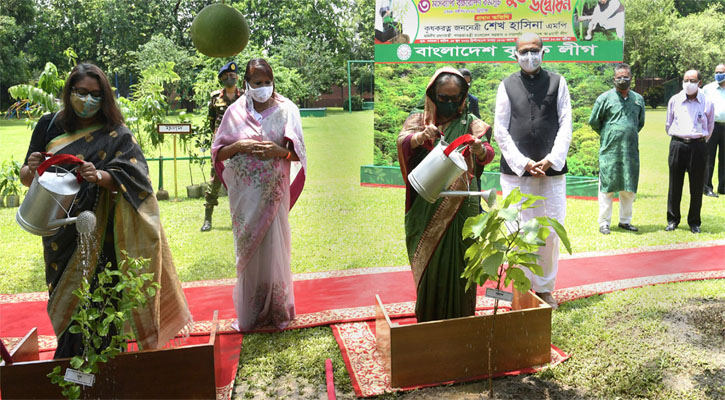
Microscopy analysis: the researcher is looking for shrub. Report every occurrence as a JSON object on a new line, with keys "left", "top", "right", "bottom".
{"left": 643, "top": 86, "right": 664, "bottom": 109}
{"left": 343, "top": 95, "right": 364, "bottom": 111}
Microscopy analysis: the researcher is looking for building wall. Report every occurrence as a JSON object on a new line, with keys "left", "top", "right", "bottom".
{"left": 306, "top": 85, "right": 373, "bottom": 108}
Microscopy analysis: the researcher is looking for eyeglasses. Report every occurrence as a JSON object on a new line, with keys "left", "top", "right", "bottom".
{"left": 436, "top": 94, "right": 461, "bottom": 103}
{"left": 683, "top": 79, "right": 699, "bottom": 83}
{"left": 517, "top": 49, "right": 541, "bottom": 56}
{"left": 72, "top": 87, "right": 103, "bottom": 98}
{"left": 614, "top": 77, "right": 631, "bottom": 81}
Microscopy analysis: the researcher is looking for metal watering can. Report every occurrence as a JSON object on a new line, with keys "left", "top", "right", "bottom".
{"left": 16, "top": 154, "right": 96, "bottom": 236}
{"left": 408, "top": 133, "right": 497, "bottom": 205}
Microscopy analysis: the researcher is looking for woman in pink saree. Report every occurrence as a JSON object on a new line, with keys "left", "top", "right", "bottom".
{"left": 212, "top": 58, "right": 307, "bottom": 331}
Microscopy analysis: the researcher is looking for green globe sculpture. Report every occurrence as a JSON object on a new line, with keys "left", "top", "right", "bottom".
{"left": 191, "top": 3, "right": 250, "bottom": 57}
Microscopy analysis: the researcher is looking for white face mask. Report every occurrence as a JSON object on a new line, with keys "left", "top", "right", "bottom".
{"left": 517, "top": 50, "right": 542, "bottom": 73}
{"left": 246, "top": 83, "right": 273, "bottom": 103}
{"left": 682, "top": 81, "right": 699, "bottom": 95}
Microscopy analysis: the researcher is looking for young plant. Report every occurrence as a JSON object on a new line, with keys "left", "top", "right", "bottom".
{"left": 0, "top": 158, "right": 23, "bottom": 197}
{"left": 461, "top": 187, "right": 572, "bottom": 397}
{"left": 47, "top": 252, "right": 160, "bottom": 399}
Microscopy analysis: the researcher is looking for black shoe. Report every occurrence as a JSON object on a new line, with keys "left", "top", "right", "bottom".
{"left": 200, "top": 220, "right": 212, "bottom": 232}
{"left": 618, "top": 223, "right": 638, "bottom": 232}
{"left": 690, "top": 225, "right": 701, "bottom": 234}
{"left": 704, "top": 189, "right": 719, "bottom": 198}
{"left": 599, "top": 225, "right": 610, "bottom": 235}
{"left": 665, "top": 222, "right": 678, "bottom": 232}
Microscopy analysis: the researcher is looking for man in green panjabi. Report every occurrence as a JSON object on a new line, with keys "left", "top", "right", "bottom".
{"left": 588, "top": 63, "right": 645, "bottom": 235}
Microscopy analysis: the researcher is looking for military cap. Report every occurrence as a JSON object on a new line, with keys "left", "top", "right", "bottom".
{"left": 218, "top": 61, "right": 237, "bottom": 78}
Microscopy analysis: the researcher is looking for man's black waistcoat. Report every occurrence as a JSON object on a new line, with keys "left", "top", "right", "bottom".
{"left": 500, "top": 69, "right": 567, "bottom": 176}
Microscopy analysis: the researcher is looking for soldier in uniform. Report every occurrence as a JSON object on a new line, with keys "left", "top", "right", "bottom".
{"left": 201, "top": 61, "right": 241, "bottom": 231}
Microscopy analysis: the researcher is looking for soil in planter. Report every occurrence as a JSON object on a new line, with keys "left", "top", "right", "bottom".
{"left": 187, "top": 185, "right": 202, "bottom": 199}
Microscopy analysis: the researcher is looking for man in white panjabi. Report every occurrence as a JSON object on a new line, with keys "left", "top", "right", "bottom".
{"left": 494, "top": 33, "right": 572, "bottom": 310}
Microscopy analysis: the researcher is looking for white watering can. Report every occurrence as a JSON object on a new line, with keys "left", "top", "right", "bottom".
{"left": 16, "top": 154, "right": 96, "bottom": 236}
{"left": 408, "top": 134, "right": 497, "bottom": 205}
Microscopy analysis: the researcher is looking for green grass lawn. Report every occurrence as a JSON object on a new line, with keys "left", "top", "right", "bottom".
{"left": 1, "top": 108, "right": 724, "bottom": 293}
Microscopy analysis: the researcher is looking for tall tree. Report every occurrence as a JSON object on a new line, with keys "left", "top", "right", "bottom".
{"left": 0, "top": 0, "right": 35, "bottom": 108}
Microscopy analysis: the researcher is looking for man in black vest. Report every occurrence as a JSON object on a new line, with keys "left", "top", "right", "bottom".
{"left": 493, "top": 33, "right": 572, "bottom": 310}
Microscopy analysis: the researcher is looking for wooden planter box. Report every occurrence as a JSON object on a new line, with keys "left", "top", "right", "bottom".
{"left": 375, "top": 290, "right": 551, "bottom": 388}
{"left": 1, "top": 313, "right": 220, "bottom": 399}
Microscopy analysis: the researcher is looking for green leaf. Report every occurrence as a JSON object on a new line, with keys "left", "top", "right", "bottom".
{"left": 519, "top": 262, "right": 544, "bottom": 276}
{"left": 545, "top": 217, "right": 572, "bottom": 254}
{"left": 499, "top": 206, "right": 519, "bottom": 222}
{"left": 70, "top": 356, "right": 84, "bottom": 369}
{"left": 482, "top": 252, "right": 504, "bottom": 277}
{"left": 520, "top": 193, "right": 546, "bottom": 210}
{"left": 462, "top": 213, "right": 489, "bottom": 239}
{"left": 464, "top": 242, "right": 482, "bottom": 263}
{"left": 502, "top": 187, "right": 523, "bottom": 208}
{"left": 68, "top": 325, "right": 82, "bottom": 334}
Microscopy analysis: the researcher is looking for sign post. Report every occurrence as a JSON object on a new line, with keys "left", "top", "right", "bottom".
{"left": 157, "top": 124, "right": 192, "bottom": 199}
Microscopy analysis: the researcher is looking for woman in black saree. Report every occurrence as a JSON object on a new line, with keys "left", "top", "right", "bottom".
{"left": 20, "top": 63, "right": 191, "bottom": 358}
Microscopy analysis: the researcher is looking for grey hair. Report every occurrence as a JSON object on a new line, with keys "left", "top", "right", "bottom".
{"left": 435, "top": 73, "right": 466, "bottom": 93}
{"left": 614, "top": 63, "right": 631, "bottom": 77}
{"left": 515, "top": 33, "right": 543, "bottom": 51}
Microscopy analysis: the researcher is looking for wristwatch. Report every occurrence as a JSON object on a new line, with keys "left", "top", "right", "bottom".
{"left": 95, "top": 170, "right": 103, "bottom": 183}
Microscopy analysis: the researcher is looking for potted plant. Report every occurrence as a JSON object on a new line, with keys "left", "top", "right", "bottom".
{"left": 185, "top": 151, "right": 202, "bottom": 199}
{"left": 0, "top": 159, "right": 23, "bottom": 208}
{"left": 461, "top": 187, "right": 572, "bottom": 396}
{"left": 47, "top": 253, "right": 159, "bottom": 399}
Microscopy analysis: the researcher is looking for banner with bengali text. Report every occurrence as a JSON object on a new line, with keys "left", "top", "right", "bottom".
{"left": 374, "top": 0, "right": 624, "bottom": 63}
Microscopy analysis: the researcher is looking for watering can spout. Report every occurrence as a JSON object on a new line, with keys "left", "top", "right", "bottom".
{"left": 47, "top": 217, "right": 78, "bottom": 229}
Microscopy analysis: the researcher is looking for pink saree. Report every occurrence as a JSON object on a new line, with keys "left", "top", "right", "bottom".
{"left": 212, "top": 93, "right": 307, "bottom": 331}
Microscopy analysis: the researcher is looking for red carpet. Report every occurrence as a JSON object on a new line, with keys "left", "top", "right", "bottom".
{"left": 2, "top": 243, "right": 723, "bottom": 398}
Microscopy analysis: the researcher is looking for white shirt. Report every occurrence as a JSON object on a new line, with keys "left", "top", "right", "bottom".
{"left": 665, "top": 90, "right": 715, "bottom": 140}
{"left": 703, "top": 81, "right": 725, "bottom": 123}
{"left": 494, "top": 70, "right": 573, "bottom": 177}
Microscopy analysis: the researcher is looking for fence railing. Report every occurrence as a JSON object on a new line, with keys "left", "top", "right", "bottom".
{"left": 147, "top": 155, "right": 211, "bottom": 190}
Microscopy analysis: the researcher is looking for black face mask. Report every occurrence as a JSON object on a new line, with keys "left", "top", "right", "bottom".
{"left": 436, "top": 100, "right": 460, "bottom": 118}
{"left": 613, "top": 78, "right": 630, "bottom": 90}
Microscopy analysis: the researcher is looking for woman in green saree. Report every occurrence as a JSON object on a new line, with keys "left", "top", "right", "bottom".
{"left": 397, "top": 67, "right": 495, "bottom": 322}
{"left": 20, "top": 63, "right": 191, "bottom": 358}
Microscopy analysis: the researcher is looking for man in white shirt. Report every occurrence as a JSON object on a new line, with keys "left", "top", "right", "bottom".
{"left": 702, "top": 63, "right": 725, "bottom": 197}
{"left": 494, "top": 33, "right": 572, "bottom": 310}
{"left": 665, "top": 69, "right": 715, "bottom": 234}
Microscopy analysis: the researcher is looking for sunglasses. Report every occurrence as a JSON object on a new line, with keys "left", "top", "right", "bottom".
{"left": 436, "top": 94, "right": 461, "bottom": 103}
{"left": 72, "top": 87, "right": 103, "bottom": 98}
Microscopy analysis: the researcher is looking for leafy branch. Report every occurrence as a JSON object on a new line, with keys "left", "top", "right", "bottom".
{"left": 47, "top": 252, "right": 160, "bottom": 399}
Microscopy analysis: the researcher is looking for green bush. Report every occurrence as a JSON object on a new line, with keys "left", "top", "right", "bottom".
{"left": 643, "top": 86, "right": 664, "bottom": 109}
{"left": 343, "top": 95, "right": 364, "bottom": 111}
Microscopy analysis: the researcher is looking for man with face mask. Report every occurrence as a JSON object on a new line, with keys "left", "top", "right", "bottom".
{"left": 493, "top": 33, "right": 572, "bottom": 310}
{"left": 702, "top": 63, "right": 725, "bottom": 197}
{"left": 589, "top": 63, "right": 645, "bottom": 235}
{"left": 201, "top": 61, "right": 241, "bottom": 231}
{"left": 665, "top": 69, "right": 715, "bottom": 234}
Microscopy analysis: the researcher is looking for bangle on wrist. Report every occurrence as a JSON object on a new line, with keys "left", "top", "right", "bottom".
{"left": 285, "top": 151, "right": 291, "bottom": 160}
{"left": 95, "top": 170, "right": 103, "bottom": 183}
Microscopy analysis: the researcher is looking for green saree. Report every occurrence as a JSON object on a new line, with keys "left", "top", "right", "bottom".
{"left": 397, "top": 68, "right": 493, "bottom": 322}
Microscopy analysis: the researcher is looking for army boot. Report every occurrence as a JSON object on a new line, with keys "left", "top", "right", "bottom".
{"left": 200, "top": 207, "right": 214, "bottom": 232}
